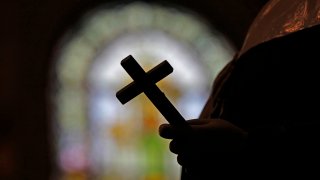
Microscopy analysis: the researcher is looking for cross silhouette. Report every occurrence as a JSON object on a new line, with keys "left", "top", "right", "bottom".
{"left": 116, "top": 55, "right": 190, "bottom": 130}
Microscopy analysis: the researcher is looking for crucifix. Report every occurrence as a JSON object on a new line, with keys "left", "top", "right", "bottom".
{"left": 116, "top": 55, "right": 191, "bottom": 131}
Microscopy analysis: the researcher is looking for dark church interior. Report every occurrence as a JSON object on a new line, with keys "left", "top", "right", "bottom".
{"left": 1, "top": 0, "right": 273, "bottom": 179}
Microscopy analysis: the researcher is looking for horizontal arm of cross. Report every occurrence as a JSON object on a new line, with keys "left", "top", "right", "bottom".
{"left": 116, "top": 59, "right": 173, "bottom": 104}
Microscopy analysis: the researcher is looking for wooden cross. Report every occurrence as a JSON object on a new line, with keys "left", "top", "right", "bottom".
{"left": 116, "top": 55, "right": 190, "bottom": 130}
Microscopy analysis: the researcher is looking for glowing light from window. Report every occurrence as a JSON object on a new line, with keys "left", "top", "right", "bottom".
{"left": 53, "top": 2, "right": 234, "bottom": 180}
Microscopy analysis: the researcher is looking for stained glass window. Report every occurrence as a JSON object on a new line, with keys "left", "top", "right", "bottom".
{"left": 52, "top": 2, "right": 235, "bottom": 180}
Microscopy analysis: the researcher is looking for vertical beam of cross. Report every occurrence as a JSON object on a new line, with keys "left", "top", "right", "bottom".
{"left": 116, "top": 55, "right": 190, "bottom": 131}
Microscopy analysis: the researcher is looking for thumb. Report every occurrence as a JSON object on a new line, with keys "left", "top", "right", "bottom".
{"left": 187, "top": 119, "right": 217, "bottom": 134}
{"left": 159, "top": 123, "right": 176, "bottom": 139}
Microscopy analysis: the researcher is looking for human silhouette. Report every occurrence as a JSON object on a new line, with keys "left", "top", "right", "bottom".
{"left": 159, "top": 0, "right": 320, "bottom": 179}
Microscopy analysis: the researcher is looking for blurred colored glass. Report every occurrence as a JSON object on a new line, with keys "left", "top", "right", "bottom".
{"left": 52, "top": 2, "right": 234, "bottom": 180}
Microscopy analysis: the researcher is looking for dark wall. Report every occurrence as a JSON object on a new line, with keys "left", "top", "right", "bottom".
{"left": 0, "top": 0, "right": 267, "bottom": 179}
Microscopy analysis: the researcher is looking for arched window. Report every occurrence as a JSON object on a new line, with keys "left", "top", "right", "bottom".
{"left": 52, "top": 2, "right": 235, "bottom": 179}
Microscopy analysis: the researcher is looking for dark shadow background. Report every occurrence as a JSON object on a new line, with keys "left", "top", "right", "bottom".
{"left": 0, "top": 0, "right": 268, "bottom": 179}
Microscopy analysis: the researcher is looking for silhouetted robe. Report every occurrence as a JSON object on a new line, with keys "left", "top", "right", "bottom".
{"left": 183, "top": 0, "right": 320, "bottom": 179}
